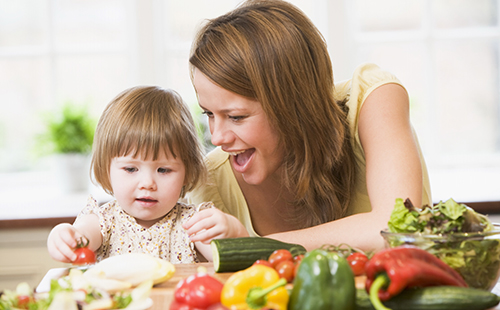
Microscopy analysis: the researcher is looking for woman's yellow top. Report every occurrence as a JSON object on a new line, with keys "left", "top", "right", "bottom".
{"left": 186, "top": 63, "right": 432, "bottom": 237}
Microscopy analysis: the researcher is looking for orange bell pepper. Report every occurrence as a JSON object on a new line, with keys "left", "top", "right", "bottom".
{"left": 221, "top": 264, "right": 288, "bottom": 310}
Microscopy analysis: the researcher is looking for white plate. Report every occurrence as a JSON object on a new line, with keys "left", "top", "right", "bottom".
{"left": 121, "top": 298, "right": 153, "bottom": 310}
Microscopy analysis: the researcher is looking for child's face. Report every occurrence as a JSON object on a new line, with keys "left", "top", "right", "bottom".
{"left": 109, "top": 150, "right": 186, "bottom": 228}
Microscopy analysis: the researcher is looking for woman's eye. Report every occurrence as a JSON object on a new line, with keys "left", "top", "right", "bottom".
{"left": 158, "top": 167, "right": 172, "bottom": 174}
{"left": 229, "top": 115, "right": 245, "bottom": 121}
{"left": 201, "top": 110, "right": 213, "bottom": 118}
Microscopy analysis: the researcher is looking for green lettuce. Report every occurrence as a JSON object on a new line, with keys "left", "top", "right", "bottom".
{"left": 386, "top": 197, "right": 500, "bottom": 290}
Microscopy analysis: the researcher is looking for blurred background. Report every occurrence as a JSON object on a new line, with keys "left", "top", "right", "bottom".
{"left": 0, "top": 0, "right": 499, "bottom": 211}
{"left": 1, "top": 0, "right": 500, "bottom": 291}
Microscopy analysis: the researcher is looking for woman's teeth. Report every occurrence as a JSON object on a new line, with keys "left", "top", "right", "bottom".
{"left": 227, "top": 150, "right": 246, "bottom": 156}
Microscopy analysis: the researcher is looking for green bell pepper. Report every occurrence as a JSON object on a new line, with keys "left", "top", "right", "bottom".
{"left": 289, "top": 248, "right": 356, "bottom": 310}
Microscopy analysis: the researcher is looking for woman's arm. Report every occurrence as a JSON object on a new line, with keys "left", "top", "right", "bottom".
{"left": 267, "top": 83, "right": 424, "bottom": 252}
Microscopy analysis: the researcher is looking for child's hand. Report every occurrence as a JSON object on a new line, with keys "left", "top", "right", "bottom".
{"left": 183, "top": 208, "right": 249, "bottom": 244}
{"left": 47, "top": 223, "right": 86, "bottom": 263}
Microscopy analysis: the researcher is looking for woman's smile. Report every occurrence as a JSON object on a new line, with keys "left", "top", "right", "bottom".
{"left": 228, "top": 148, "right": 255, "bottom": 172}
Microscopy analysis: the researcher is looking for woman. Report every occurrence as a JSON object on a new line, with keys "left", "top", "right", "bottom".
{"left": 183, "top": 0, "right": 431, "bottom": 251}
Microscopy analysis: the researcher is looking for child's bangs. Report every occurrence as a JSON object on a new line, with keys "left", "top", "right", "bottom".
{"left": 117, "top": 121, "right": 177, "bottom": 161}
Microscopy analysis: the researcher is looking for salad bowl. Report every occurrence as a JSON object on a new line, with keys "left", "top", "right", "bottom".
{"left": 382, "top": 197, "right": 500, "bottom": 291}
{"left": 381, "top": 223, "right": 500, "bottom": 291}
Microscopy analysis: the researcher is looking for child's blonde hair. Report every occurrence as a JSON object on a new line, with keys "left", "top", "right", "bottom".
{"left": 91, "top": 86, "right": 206, "bottom": 196}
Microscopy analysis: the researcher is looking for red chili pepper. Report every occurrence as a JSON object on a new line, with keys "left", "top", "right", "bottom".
{"left": 169, "top": 267, "right": 226, "bottom": 310}
{"left": 365, "top": 246, "right": 467, "bottom": 303}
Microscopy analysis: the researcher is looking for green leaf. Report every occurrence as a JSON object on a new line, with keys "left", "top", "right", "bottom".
{"left": 388, "top": 198, "right": 419, "bottom": 233}
{"left": 438, "top": 198, "right": 467, "bottom": 221}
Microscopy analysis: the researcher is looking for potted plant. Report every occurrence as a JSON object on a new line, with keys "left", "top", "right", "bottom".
{"left": 37, "top": 102, "right": 96, "bottom": 192}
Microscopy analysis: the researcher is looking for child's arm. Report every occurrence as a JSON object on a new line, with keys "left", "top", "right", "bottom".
{"left": 47, "top": 213, "right": 102, "bottom": 263}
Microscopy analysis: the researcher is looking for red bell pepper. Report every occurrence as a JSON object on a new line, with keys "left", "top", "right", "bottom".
{"left": 365, "top": 246, "right": 467, "bottom": 306}
{"left": 169, "top": 267, "right": 227, "bottom": 310}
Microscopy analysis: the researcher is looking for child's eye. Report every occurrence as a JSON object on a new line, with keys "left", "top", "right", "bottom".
{"left": 123, "top": 167, "right": 137, "bottom": 173}
{"left": 157, "top": 167, "right": 172, "bottom": 174}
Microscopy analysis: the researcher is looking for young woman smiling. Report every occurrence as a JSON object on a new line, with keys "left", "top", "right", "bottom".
{"left": 183, "top": 0, "right": 432, "bottom": 252}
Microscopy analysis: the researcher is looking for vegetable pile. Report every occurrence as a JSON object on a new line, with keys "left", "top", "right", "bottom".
{"left": 0, "top": 271, "right": 152, "bottom": 310}
{"left": 0, "top": 253, "right": 175, "bottom": 310}
{"left": 387, "top": 198, "right": 500, "bottom": 289}
{"left": 205, "top": 234, "right": 500, "bottom": 310}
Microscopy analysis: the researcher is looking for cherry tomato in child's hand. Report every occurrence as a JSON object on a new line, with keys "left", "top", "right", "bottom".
{"left": 275, "top": 260, "right": 295, "bottom": 283}
{"left": 268, "top": 249, "right": 293, "bottom": 268}
{"left": 347, "top": 252, "right": 369, "bottom": 276}
{"left": 73, "top": 237, "right": 96, "bottom": 265}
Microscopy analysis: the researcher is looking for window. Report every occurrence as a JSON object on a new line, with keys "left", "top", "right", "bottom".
{"left": 331, "top": 0, "right": 500, "bottom": 202}
{"left": 0, "top": 0, "right": 498, "bottom": 214}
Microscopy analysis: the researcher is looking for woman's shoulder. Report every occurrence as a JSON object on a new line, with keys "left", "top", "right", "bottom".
{"left": 335, "top": 63, "right": 403, "bottom": 98}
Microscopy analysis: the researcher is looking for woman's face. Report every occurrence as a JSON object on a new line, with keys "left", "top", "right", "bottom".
{"left": 193, "top": 69, "right": 284, "bottom": 185}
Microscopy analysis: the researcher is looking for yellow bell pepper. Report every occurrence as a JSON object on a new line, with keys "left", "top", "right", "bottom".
{"left": 221, "top": 264, "right": 289, "bottom": 310}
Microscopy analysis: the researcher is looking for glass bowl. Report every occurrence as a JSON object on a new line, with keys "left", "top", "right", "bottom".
{"left": 380, "top": 224, "right": 500, "bottom": 291}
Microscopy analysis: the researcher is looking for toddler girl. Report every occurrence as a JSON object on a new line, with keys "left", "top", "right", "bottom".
{"left": 47, "top": 86, "right": 248, "bottom": 264}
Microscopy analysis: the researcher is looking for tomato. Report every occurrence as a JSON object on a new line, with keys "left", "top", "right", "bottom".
{"left": 293, "top": 254, "right": 304, "bottom": 264}
{"left": 275, "top": 260, "right": 295, "bottom": 283}
{"left": 293, "top": 262, "right": 301, "bottom": 278}
{"left": 73, "top": 237, "right": 96, "bottom": 265}
{"left": 268, "top": 249, "right": 293, "bottom": 268}
{"left": 16, "top": 295, "right": 32, "bottom": 309}
{"left": 253, "top": 259, "right": 273, "bottom": 268}
{"left": 347, "top": 252, "right": 369, "bottom": 276}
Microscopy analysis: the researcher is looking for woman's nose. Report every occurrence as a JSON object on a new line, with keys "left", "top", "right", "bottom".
{"left": 210, "top": 119, "right": 233, "bottom": 146}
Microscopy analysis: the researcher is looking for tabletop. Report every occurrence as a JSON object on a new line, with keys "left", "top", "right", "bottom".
{"left": 149, "top": 262, "right": 500, "bottom": 310}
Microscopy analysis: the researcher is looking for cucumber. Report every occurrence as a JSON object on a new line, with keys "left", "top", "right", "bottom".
{"left": 355, "top": 286, "right": 500, "bottom": 310}
{"left": 211, "top": 237, "right": 307, "bottom": 272}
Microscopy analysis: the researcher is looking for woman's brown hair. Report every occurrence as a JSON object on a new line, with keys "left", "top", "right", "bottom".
{"left": 91, "top": 86, "right": 206, "bottom": 196}
{"left": 189, "top": 0, "right": 356, "bottom": 228}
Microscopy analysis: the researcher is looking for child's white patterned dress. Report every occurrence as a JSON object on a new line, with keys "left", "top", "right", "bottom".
{"left": 75, "top": 196, "right": 214, "bottom": 263}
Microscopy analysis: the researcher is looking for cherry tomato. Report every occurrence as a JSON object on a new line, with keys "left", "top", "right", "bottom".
{"left": 293, "top": 262, "right": 301, "bottom": 278}
{"left": 16, "top": 295, "right": 31, "bottom": 309}
{"left": 268, "top": 249, "right": 293, "bottom": 268}
{"left": 253, "top": 259, "right": 273, "bottom": 268}
{"left": 293, "top": 254, "right": 304, "bottom": 264}
{"left": 73, "top": 237, "right": 96, "bottom": 265}
{"left": 275, "top": 260, "right": 295, "bottom": 283}
{"left": 347, "top": 252, "right": 369, "bottom": 276}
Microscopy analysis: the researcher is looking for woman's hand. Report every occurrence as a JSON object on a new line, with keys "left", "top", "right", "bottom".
{"left": 184, "top": 208, "right": 249, "bottom": 244}
{"left": 47, "top": 223, "right": 86, "bottom": 263}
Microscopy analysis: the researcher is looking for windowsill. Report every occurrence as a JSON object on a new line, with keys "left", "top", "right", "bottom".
{"left": 0, "top": 165, "right": 499, "bottom": 224}
{"left": 0, "top": 170, "right": 112, "bottom": 222}
{"left": 428, "top": 165, "right": 500, "bottom": 203}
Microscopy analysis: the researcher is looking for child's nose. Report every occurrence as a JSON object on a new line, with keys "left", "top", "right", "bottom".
{"left": 139, "top": 174, "right": 157, "bottom": 190}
